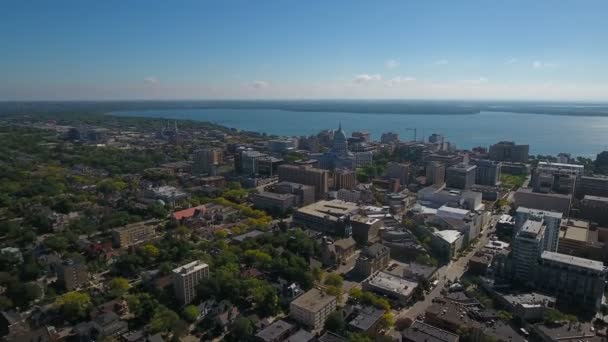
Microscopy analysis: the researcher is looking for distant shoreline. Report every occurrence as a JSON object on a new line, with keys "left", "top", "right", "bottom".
{"left": 2, "top": 99, "right": 608, "bottom": 117}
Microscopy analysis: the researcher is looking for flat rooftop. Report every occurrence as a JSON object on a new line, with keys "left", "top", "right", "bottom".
{"left": 438, "top": 205, "right": 470, "bottom": 216}
{"left": 559, "top": 226, "right": 588, "bottom": 242}
{"left": 583, "top": 195, "right": 608, "bottom": 202}
{"left": 521, "top": 220, "right": 544, "bottom": 235}
{"left": 541, "top": 251, "right": 606, "bottom": 272}
{"left": 500, "top": 292, "right": 556, "bottom": 307}
{"left": 348, "top": 306, "right": 384, "bottom": 331}
{"left": 365, "top": 271, "right": 417, "bottom": 298}
{"left": 402, "top": 320, "right": 459, "bottom": 342}
{"left": 291, "top": 288, "right": 336, "bottom": 312}
{"left": 434, "top": 230, "right": 462, "bottom": 244}
{"left": 172, "top": 260, "right": 208, "bottom": 275}
{"left": 254, "top": 191, "right": 296, "bottom": 200}
{"left": 296, "top": 200, "right": 360, "bottom": 219}
{"left": 538, "top": 161, "right": 584, "bottom": 169}
{"left": 255, "top": 320, "right": 294, "bottom": 342}
{"left": 516, "top": 206, "right": 563, "bottom": 219}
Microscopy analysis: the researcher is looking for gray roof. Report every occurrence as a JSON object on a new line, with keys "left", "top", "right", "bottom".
{"left": 254, "top": 320, "right": 294, "bottom": 342}
{"left": 361, "top": 243, "right": 389, "bottom": 258}
{"left": 285, "top": 329, "right": 315, "bottom": 342}
{"left": 541, "top": 251, "right": 606, "bottom": 272}
{"left": 318, "top": 332, "right": 347, "bottom": 342}
{"left": 521, "top": 220, "right": 544, "bottom": 235}
{"left": 516, "top": 206, "right": 563, "bottom": 219}
{"left": 348, "top": 306, "right": 385, "bottom": 331}
{"left": 402, "top": 321, "right": 459, "bottom": 342}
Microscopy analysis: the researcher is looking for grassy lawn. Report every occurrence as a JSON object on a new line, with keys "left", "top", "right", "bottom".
{"left": 500, "top": 173, "right": 527, "bottom": 189}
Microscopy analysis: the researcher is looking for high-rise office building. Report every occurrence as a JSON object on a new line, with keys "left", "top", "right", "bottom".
{"left": 425, "top": 161, "right": 445, "bottom": 186}
{"left": 193, "top": 148, "right": 222, "bottom": 176}
{"left": 489, "top": 141, "right": 529, "bottom": 163}
{"left": 386, "top": 162, "right": 410, "bottom": 187}
{"left": 536, "top": 251, "right": 607, "bottom": 313}
{"left": 474, "top": 159, "right": 501, "bottom": 186}
{"left": 380, "top": 132, "right": 399, "bottom": 144}
{"left": 446, "top": 163, "right": 476, "bottom": 190}
{"left": 173, "top": 260, "right": 210, "bottom": 305}
{"left": 57, "top": 259, "right": 89, "bottom": 291}
{"left": 512, "top": 220, "right": 545, "bottom": 285}
{"left": 514, "top": 207, "right": 562, "bottom": 252}
{"left": 278, "top": 164, "right": 329, "bottom": 200}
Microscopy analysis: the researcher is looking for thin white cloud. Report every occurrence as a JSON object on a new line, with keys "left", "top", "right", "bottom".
{"left": 251, "top": 80, "right": 269, "bottom": 89}
{"left": 143, "top": 76, "right": 159, "bottom": 85}
{"left": 385, "top": 59, "right": 400, "bottom": 69}
{"left": 353, "top": 74, "right": 382, "bottom": 84}
{"left": 461, "top": 77, "right": 489, "bottom": 84}
{"left": 505, "top": 58, "right": 518, "bottom": 65}
{"left": 388, "top": 76, "right": 416, "bottom": 86}
{"left": 433, "top": 59, "right": 448, "bottom": 65}
{"left": 533, "top": 61, "right": 557, "bottom": 69}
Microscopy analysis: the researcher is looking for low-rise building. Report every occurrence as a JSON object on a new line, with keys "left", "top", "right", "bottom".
{"left": 293, "top": 200, "right": 360, "bottom": 235}
{"left": 349, "top": 215, "right": 383, "bottom": 245}
{"left": 355, "top": 243, "right": 390, "bottom": 277}
{"left": 320, "top": 237, "right": 357, "bottom": 267}
{"left": 146, "top": 185, "right": 189, "bottom": 206}
{"left": 347, "top": 306, "right": 385, "bottom": 334}
{"left": 558, "top": 219, "right": 605, "bottom": 261}
{"left": 362, "top": 271, "right": 418, "bottom": 305}
{"left": 111, "top": 221, "right": 156, "bottom": 248}
{"left": 290, "top": 288, "right": 337, "bottom": 330}
{"left": 255, "top": 319, "right": 296, "bottom": 342}
{"left": 580, "top": 195, "right": 608, "bottom": 226}
{"left": 497, "top": 292, "right": 556, "bottom": 321}
{"left": 402, "top": 320, "right": 459, "bottom": 342}
{"left": 273, "top": 181, "right": 315, "bottom": 206}
{"left": 251, "top": 192, "right": 297, "bottom": 214}
{"left": 431, "top": 230, "right": 463, "bottom": 261}
{"left": 514, "top": 188, "right": 571, "bottom": 216}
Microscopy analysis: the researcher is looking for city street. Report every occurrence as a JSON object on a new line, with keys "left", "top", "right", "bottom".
{"left": 396, "top": 215, "right": 498, "bottom": 321}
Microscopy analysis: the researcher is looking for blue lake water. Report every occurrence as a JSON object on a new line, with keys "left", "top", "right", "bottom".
{"left": 114, "top": 109, "right": 608, "bottom": 157}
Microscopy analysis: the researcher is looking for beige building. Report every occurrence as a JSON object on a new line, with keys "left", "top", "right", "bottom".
{"left": 290, "top": 288, "right": 337, "bottom": 330}
{"left": 278, "top": 164, "right": 329, "bottom": 200}
{"left": 334, "top": 169, "right": 357, "bottom": 191}
{"left": 172, "top": 260, "right": 210, "bottom": 305}
{"left": 558, "top": 219, "right": 604, "bottom": 261}
{"left": 111, "top": 221, "right": 156, "bottom": 248}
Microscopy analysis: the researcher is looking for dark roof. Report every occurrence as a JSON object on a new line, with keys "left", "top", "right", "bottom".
{"left": 348, "top": 306, "right": 385, "bottom": 332}
{"left": 402, "top": 321, "right": 459, "bottom": 342}
{"left": 361, "top": 243, "right": 389, "bottom": 258}
{"left": 93, "top": 311, "right": 120, "bottom": 326}
{"left": 254, "top": 319, "right": 294, "bottom": 342}
{"left": 318, "top": 331, "right": 347, "bottom": 342}
{"left": 285, "top": 329, "right": 315, "bottom": 342}
{"left": 147, "top": 333, "right": 165, "bottom": 342}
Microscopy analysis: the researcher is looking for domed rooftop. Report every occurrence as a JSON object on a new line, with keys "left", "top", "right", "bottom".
{"left": 332, "top": 123, "right": 348, "bottom": 155}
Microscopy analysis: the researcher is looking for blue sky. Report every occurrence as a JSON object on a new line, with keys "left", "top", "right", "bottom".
{"left": 1, "top": 0, "right": 607, "bottom": 100}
